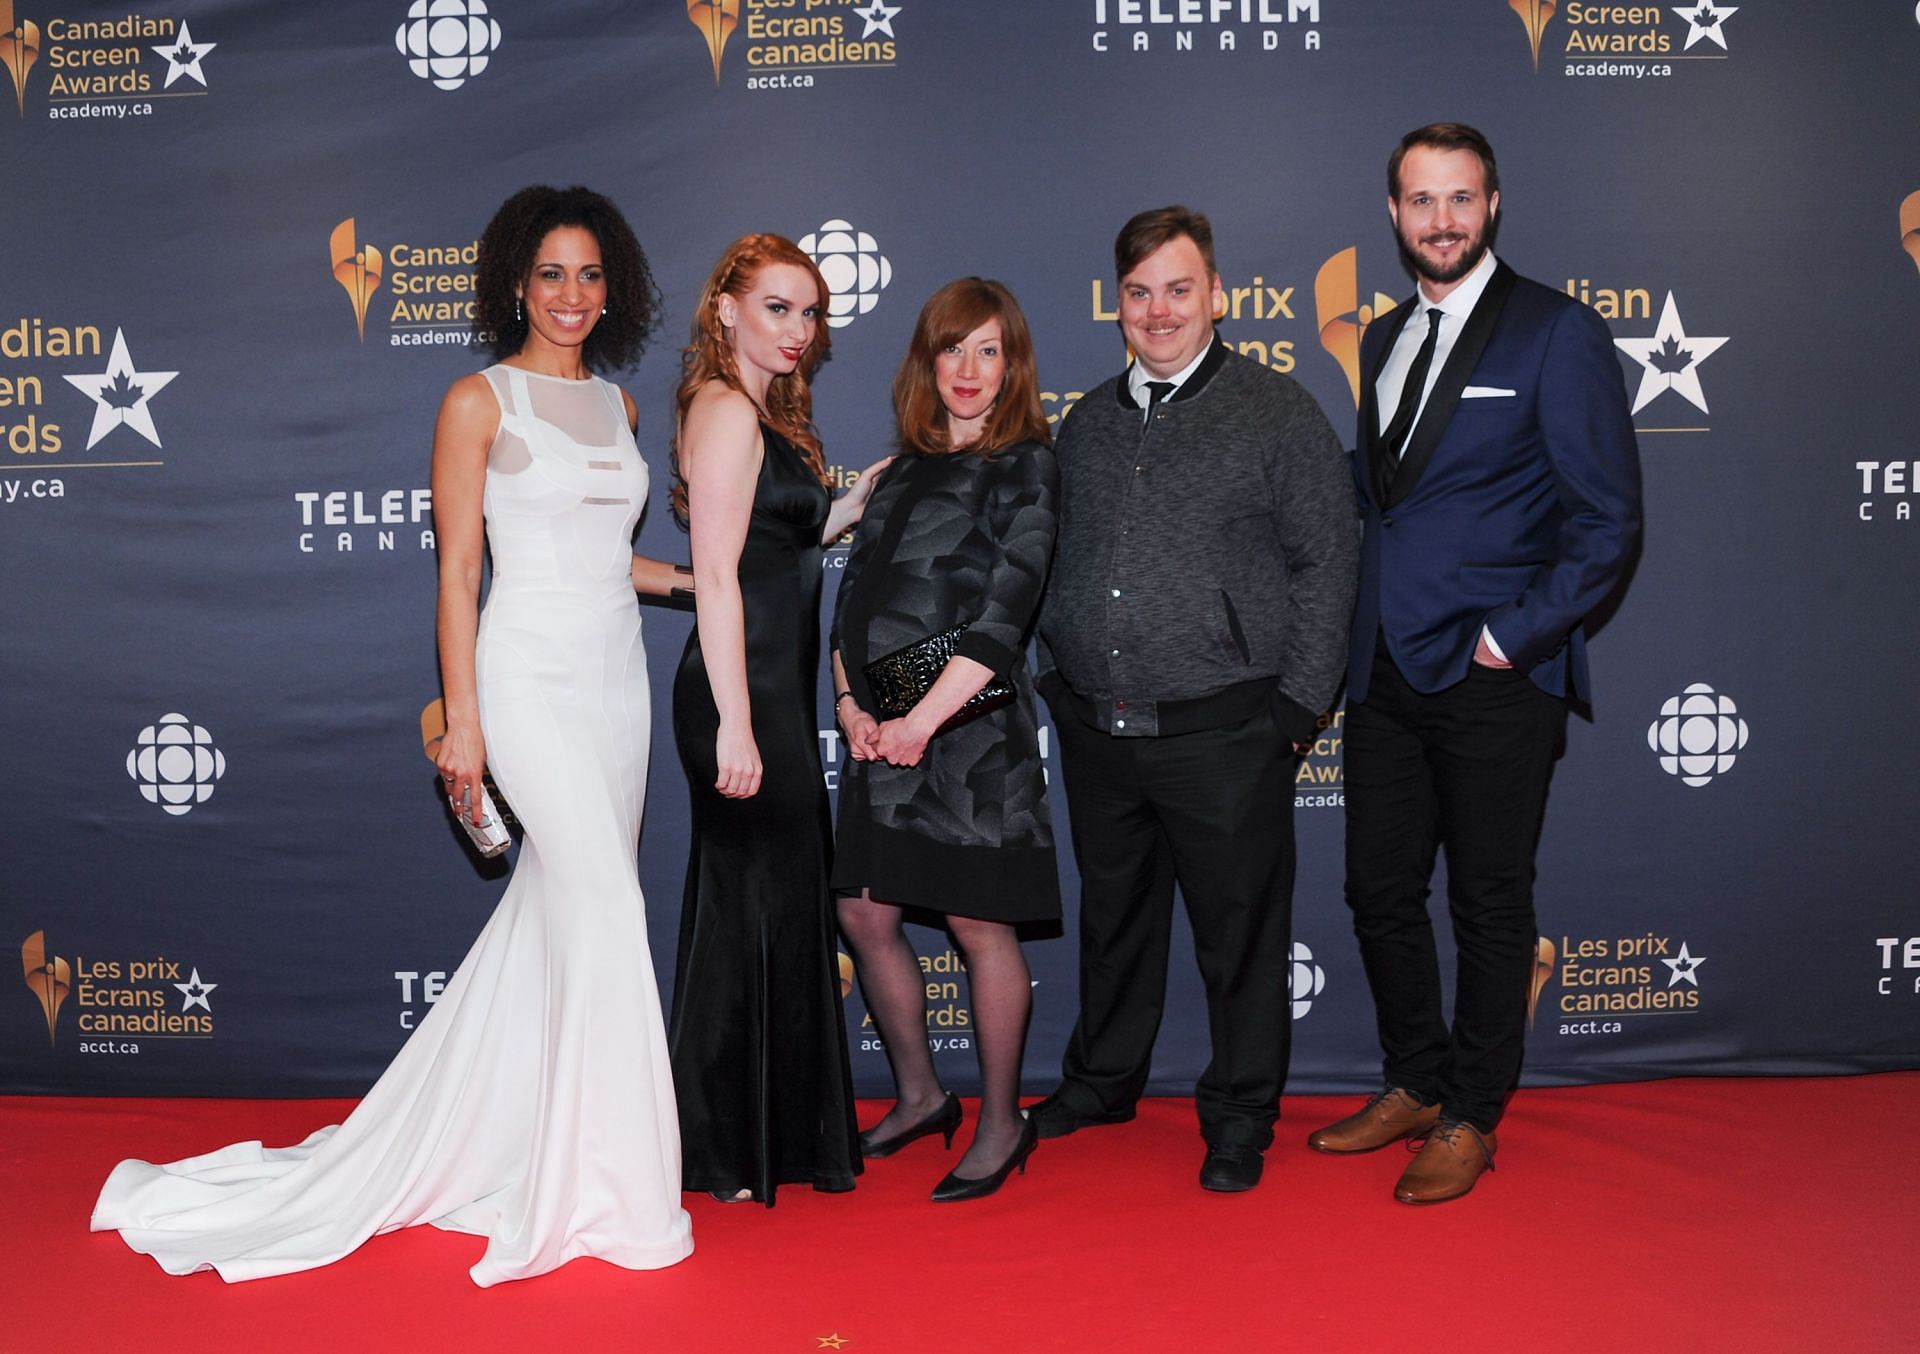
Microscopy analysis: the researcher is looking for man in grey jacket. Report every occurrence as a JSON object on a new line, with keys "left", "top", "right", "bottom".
{"left": 1031, "top": 206, "right": 1357, "bottom": 1191}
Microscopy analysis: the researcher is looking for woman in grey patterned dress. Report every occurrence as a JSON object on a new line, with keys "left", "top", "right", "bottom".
{"left": 830, "top": 278, "right": 1060, "bottom": 1202}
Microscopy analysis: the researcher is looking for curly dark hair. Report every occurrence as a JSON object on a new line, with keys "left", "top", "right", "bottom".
{"left": 473, "top": 186, "right": 662, "bottom": 371}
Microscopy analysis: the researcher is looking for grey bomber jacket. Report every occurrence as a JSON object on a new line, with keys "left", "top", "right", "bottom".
{"left": 1037, "top": 338, "right": 1359, "bottom": 748}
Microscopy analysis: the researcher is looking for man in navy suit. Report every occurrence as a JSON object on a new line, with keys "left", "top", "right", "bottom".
{"left": 1307, "top": 123, "right": 1641, "bottom": 1203}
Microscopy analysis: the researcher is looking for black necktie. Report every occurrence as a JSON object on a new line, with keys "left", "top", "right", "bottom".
{"left": 1143, "top": 380, "right": 1174, "bottom": 416}
{"left": 1380, "top": 307, "right": 1444, "bottom": 458}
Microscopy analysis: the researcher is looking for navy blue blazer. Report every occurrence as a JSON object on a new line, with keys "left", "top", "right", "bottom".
{"left": 1347, "top": 262, "right": 1641, "bottom": 705}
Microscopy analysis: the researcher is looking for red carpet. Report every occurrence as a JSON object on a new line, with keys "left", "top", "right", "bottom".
{"left": 4, "top": 1076, "right": 1915, "bottom": 1352}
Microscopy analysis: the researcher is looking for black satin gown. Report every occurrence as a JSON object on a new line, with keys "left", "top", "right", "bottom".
{"left": 668, "top": 422, "right": 861, "bottom": 1202}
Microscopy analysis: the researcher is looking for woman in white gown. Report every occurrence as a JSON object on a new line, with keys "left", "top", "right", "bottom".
{"left": 92, "top": 186, "right": 695, "bottom": 1286}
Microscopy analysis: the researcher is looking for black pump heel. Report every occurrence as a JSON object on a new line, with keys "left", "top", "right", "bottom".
{"left": 859, "top": 1092, "right": 963, "bottom": 1159}
{"left": 930, "top": 1116, "right": 1039, "bottom": 1203}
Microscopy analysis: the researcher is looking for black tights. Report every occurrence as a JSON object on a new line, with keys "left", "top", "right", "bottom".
{"left": 838, "top": 891, "right": 1032, "bottom": 1176}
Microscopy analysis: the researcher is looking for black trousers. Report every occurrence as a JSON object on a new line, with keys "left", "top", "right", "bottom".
{"left": 1343, "top": 643, "right": 1567, "bottom": 1133}
{"left": 1051, "top": 704, "right": 1298, "bottom": 1150}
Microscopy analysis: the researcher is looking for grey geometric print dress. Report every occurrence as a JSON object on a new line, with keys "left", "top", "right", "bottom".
{"left": 830, "top": 440, "right": 1062, "bottom": 923}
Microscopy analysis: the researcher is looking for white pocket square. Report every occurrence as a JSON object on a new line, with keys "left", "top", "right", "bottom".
{"left": 1461, "top": 385, "right": 1517, "bottom": 398}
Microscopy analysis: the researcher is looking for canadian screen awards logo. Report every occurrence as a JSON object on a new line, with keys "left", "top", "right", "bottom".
{"left": 3, "top": 319, "right": 174, "bottom": 504}
{"left": 62, "top": 327, "right": 176, "bottom": 451}
{"left": 2, "top": 318, "right": 90, "bottom": 460}
{"left": 2, "top": 1, "right": 39, "bottom": 113}
{"left": 395, "top": 0, "right": 500, "bottom": 90}
{"left": 327, "top": 216, "right": 477, "bottom": 348}
{"left": 151, "top": 20, "right": 213, "bottom": 86}
{"left": 690, "top": 0, "right": 901, "bottom": 91}
{"left": 1313, "top": 245, "right": 1400, "bottom": 407}
{"left": 1508, "top": 0, "right": 1737, "bottom": 78}
{"left": 331, "top": 218, "right": 383, "bottom": 342}
{"left": 688, "top": 0, "right": 735, "bottom": 84}
{"left": 800, "top": 220, "right": 891, "bottom": 329}
{"left": 1612, "top": 292, "right": 1727, "bottom": 427}
{"left": 1, "top": 4, "right": 217, "bottom": 120}
{"left": 1647, "top": 683, "right": 1749, "bottom": 787}
{"left": 20, "top": 929, "right": 218, "bottom": 1048}
{"left": 22, "top": 930, "right": 69, "bottom": 1046}
{"left": 1510, "top": 0, "right": 1551, "bottom": 70}
{"left": 126, "top": 713, "right": 227, "bottom": 815}
{"left": 1534, "top": 930, "right": 1708, "bottom": 1036}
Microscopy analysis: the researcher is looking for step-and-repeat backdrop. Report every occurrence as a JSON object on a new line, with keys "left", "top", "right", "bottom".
{"left": 5, "top": 2, "right": 1918, "bottom": 1099}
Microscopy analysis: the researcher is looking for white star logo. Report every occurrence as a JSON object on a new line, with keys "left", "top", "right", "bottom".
{"left": 1613, "top": 292, "right": 1727, "bottom": 416}
{"left": 1661, "top": 942, "right": 1706, "bottom": 988}
{"left": 1670, "top": 2, "right": 1736, "bottom": 51}
{"left": 852, "top": 0, "right": 901, "bottom": 39}
{"left": 63, "top": 329, "right": 178, "bottom": 450}
{"left": 152, "top": 21, "right": 217, "bottom": 88}
{"left": 174, "top": 967, "right": 218, "bottom": 1012}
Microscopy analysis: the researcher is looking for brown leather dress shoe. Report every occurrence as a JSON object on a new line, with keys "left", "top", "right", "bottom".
{"left": 1393, "top": 1118, "right": 1497, "bottom": 1204}
{"left": 1307, "top": 1087, "right": 1442, "bottom": 1154}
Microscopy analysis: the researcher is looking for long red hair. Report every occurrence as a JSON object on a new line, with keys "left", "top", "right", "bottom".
{"left": 670, "top": 234, "right": 833, "bottom": 525}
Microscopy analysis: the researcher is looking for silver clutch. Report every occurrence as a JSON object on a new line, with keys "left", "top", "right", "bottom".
{"left": 450, "top": 783, "right": 512, "bottom": 858}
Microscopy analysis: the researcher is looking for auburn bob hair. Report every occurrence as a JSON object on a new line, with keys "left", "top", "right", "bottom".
{"left": 893, "top": 278, "right": 1051, "bottom": 459}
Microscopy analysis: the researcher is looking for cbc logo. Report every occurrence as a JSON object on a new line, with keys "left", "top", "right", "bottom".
{"left": 395, "top": 0, "right": 502, "bottom": 91}
{"left": 1289, "top": 941, "right": 1326, "bottom": 1020}
{"left": 1647, "top": 683, "right": 1750, "bottom": 788}
{"left": 126, "top": 713, "right": 227, "bottom": 816}
{"left": 800, "top": 219, "right": 892, "bottom": 329}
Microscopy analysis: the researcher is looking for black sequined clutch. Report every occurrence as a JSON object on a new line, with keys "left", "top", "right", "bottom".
{"left": 862, "top": 623, "right": 1015, "bottom": 735}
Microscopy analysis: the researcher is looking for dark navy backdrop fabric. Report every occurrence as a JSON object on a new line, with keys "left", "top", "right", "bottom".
{"left": 4, "top": 1, "right": 1917, "bottom": 1097}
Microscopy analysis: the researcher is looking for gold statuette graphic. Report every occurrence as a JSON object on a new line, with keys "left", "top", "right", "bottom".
{"left": 22, "top": 930, "right": 71, "bottom": 1048}
{"left": 1315, "top": 246, "right": 1398, "bottom": 409}
{"left": 1509, "top": 0, "right": 1555, "bottom": 72}
{"left": 420, "top": 696, "right": 449, "bottom": 764}
{"left": 1901, "top": 191, "right": 1920, "bottom": 278}
{"left": 330, "top": 218, "right": 384, "bottom": 342}
{"left": 1, "top": 0, "right": 42, "bottom": 116}
{"left": 1527, "top": 936, "right": 1557, "bottom": 1028}
{"left": 687, "top": 0, "right": 739, "bottom": 86}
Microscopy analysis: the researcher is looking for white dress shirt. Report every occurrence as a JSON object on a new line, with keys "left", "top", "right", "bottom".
{"left": 1372, "top": 250, "right": 1511, "bottom": 664}
{"left": 1127, "top": 334, "right": 1215, "bottom": 419}
{"left": 1372, "top": 249, "right": 1499, "bottom": 453}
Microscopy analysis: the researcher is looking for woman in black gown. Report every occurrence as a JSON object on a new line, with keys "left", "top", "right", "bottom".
{"left": 668, "top": 234, "right": 885, "bottom": 1205}
{"left": 830, "top": 279, "right": 1061, "bottom": 1201}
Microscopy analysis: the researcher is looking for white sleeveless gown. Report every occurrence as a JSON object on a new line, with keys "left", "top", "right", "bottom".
{"left": 92, "top": 366, "right": 694, "bottom": 1285}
